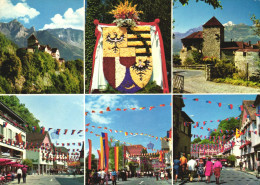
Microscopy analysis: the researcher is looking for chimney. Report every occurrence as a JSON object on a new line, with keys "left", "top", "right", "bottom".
{"left": 231, "top": 39, "right": 233, "bottom": 42}
{"left": 249, "top": 41, "right": 251, "bottom": 46}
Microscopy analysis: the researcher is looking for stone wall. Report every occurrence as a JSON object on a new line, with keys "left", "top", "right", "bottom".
{"left": 202, "top": 27, "right": 223, "bottom": 59}
{"left": 221, "top": 50, "right": 235, "bottom": 62}
{"left": 234, "top": 51, "right": 259, "bottom": 76}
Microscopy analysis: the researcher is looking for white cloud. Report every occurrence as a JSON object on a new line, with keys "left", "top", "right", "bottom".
{"left": 85, "top": 95, "right": 140, "bottom": 124}
{"left": 42, "top": 7, "right": 84, "bottom": 30}
{"left": 0, "top": 0, "right": 40, "bottom": 23}
{"left": 223, "top": 21, "right": 235, "bottom": 27}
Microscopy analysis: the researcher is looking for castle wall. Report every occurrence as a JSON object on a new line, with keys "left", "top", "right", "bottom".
{"left": 234, "top": 51, "right": 259, "bottom": 76}
{"left": 221, "top": 50, "right": 235, "bottom": 62}
{"left": 202, "top": 27, "right": 223, "bottom": 59}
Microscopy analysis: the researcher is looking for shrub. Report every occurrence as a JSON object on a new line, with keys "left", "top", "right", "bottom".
{"left": 211, "top": 60, "right": 237, "bottom": 78}
{"left": 173, "top": 55, "right": 181, "bottom": 65}
{"left": 184, "top": 57, "right": 194, "bottom": 66}
{"left": 192, "top": 50, "right": 202, "bottom": 64}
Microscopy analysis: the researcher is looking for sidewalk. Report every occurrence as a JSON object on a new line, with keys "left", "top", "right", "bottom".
{"left": 234, "top": 167, "right": 257, "bottom": 176}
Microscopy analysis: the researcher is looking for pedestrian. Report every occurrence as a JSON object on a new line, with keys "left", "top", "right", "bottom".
{"left": 173, "top": 156, "right": 181, "bottom": 183}
{"left": 22, "top": 166, "right": 27, "bottom": 183}
{"left": 105, "top": 171, "right": 109, "bottom": 185}
{"left": 187, "top": 156, "right": 197, "bottom": 182}
{"left": 239, "top": 160, "right": 243, "bottom": 171}
{"left": 213, "top": 158, "right": 222, "bottom": 184}
{"left": 180, "top": 153, "right": 187, "bottom": 180}
{"left": 17, "top": 167, "right": 22, "bottom": 184}
{"left": 111, "top": 169, "right": 117, "bottom": 185}
{"left": 160, "top": 170, "right": 165, "bottom": 180}
{"left": 165, "top": 170, "right": 168, "bottom": 180}
{"left": 197, "top": 158, "right": 205, "bottom": 182}
{"left": 205, "top": 157, "right": 213, "bottom": 183}
{"left": 100, "top": 169, "right": 105, "bottom": 184}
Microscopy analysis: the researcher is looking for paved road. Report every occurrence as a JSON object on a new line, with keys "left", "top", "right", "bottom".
{"left": 175, "top": 168, "right": 260, "bottom": 185}
{"left": 102, "top": 177, "right": 172, "bottom": 185}
{"left": 9, "top": 174, "right": 84, "bottom": 185}
{"left": 173, "top": 69, "right": 260, "bottom": 93}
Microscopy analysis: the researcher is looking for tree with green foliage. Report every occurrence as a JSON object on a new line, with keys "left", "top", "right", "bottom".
{"left": 227, "top": 154, "right": 236, "bottom": 167}
{"left": 191, "top": 137, "right": 202, "bottom": 144}
{"left": 108, "top": 138, "right": 125, "bottom": 170}
{"left": 86, "top": 154, "right": 97, "bottom": 170}
{"left": 251, "top": 14, "right": 260, "bottom": 37}
{"left": 174, "top": 0, "right": 222, "bottom": 9}
{"left": 0, "top": 96, "right": 40, "bottom": 132}
{"left": 23, "top": 159, "right": 33, "bottom": 169}
{"left": 1, "top": 53, "right": 22, "bottom": 82}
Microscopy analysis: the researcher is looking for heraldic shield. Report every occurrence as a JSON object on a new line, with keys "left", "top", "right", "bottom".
{"left": 90, "top": 19, "right": 169, "bottom": 94}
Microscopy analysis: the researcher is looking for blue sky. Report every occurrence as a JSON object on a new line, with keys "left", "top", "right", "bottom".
{"left": 0, "top": 0, "right": 84, "bottom": 30}
{"left": 85, "top": 95, "right": 172, "bottom": 157}
{"left": 173, "top": 0, "right": 260, "bottom": 32}
{"left": 17, "top": 95, "right": 84, "bottom": 154}
{"left": 181, "top": 95, "right": 257, "bottom": 140}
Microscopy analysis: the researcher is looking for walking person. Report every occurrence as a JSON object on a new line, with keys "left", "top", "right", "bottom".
{"left": 111, "top": 169, "right": 117, "bottom": 185}
{"left": 155, "top": 171, "right": 159, "bottom": 181}
{"left": 187, "top": 156, "right": 197, "bottom": 182}
{"left": 173, "top": 156, "right": 181, "bottom": 183}
{"left": 239, "top": 160, "right": 243, "bottom": 171}
{"left": 180, "top": 153, "right": 187, "bottom": 180}
{"left": 22, "top": 166, "right": 27, "bottom": 183}
{"left": 17, "top": 167, "right": 22, "bottom": 184}
{"left": 160, "top": 170, "right": 165, "bottom": 180}
{"left": 213, "top": 158, "right": 222, "bottom": 184}
{"left": 197, "top": 158, "right": 205, "bottom": 182}
{"left": 205, "top": 157, "right": 213, "bottom": 183}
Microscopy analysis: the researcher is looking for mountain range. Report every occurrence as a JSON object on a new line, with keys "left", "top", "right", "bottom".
{"left": 0, "top": 20, "right": 83, "bottom": 60}
{"left": 173, "top": 23, "right": 260, "bottom": 54}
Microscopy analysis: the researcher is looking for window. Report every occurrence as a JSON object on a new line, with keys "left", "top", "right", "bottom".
{"left": 22, "top": 135, "right": 25, "bottom": 142}
{"left": 8, "top": 129, "right": 12, "bottom": 139}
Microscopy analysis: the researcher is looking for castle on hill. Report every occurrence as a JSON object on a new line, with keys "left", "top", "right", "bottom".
{"left": 180, "top": 17, "right": 260, "bottom": 75}
{"left": 26, "top": 34, "right": 65, "bottom": 64}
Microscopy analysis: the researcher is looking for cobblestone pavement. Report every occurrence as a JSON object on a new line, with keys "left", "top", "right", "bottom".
{"left": 104, "top": 177, "right": 172, "bottom": 185}
{"left": 173, "top": 69, "right": 260, "bottom": 93}
{"left": 8, "top": 174, "right": 84, "bottom": 185}
{"left": 174, "top": 168, "right": 260, "bottom": 185}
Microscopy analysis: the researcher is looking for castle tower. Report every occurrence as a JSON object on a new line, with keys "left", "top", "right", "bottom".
{"left": 27, "top": 34, "right": 39, "bottom": 49}
{"left": 202, "top": 17, "right": 224, "bottom": 59}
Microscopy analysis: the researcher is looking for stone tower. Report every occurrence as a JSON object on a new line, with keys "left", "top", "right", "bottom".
{"left": 27, "top": 34, "right": 39, "bottom": 49}
{"left": 202, "top": 16, "right": 224, "bottom": 59}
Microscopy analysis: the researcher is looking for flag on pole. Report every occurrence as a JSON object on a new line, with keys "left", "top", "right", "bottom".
{"left": 88, "top": 139, "right": 92, "bottom": 170}
{"left": 114, "top": 146, "right": 119, "bottom": 171}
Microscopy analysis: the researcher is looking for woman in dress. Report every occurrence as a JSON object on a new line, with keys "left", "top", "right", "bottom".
{"left": 197, "top": 158, "right": 205, "bottom": 182}
{"left": 213, "top": 158, "right": 222, "bottom": 184}
{"left": 205, "top": 157, "right": 213, "bottom": 183}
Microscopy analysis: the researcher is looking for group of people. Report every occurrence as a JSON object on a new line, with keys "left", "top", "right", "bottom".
{"left": 174, "top": 153, "right": 223, "bottom": 184}
{"left": 0, "top": 165, "right": 27, "bottom": 184}
{"left": 86, "top": 169, "right": 121, "bottom": 185}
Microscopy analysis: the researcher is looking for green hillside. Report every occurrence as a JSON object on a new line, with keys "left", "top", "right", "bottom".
{"left": 0, "top": 34, "right": 83, "bottom": 94}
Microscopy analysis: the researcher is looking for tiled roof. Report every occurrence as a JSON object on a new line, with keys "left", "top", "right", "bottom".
{"left": 52, "top": 48, "right": 58, "bottom": 53}
{"left": 55, "top": 146, "right": 68, "bottom": 154}
{"left": 26, "top": 131, "right": 53, "bottom": 148}
{"left": 126, "top": 145, "right": 144, "bottom": 155}
{"left": 28, "top": 34, "right": 37, "bottom": 40}
{"left": 243, "top": 100, "right": 256, "bottom": 121}
{"left": 221, "top": 41, "right": 260, "bottom": 52}
{"left": 181, "top": 31, "right": 203, "bottom": 40}
{"left": 203, "top": 16, "right": 224, "bottom": 28}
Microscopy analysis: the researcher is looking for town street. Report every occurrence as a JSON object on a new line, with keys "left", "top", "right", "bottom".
{"left": 176, "top": 168, "right": 259, "bottom": 185}
{"left": 8, "top": 175, "right": 84, "bottom": 185}
{"left": 104, "top": 177, "right": 172, "bottom": 185}
{"left": 173, "top": 69, "right": 260, "bottom": 93}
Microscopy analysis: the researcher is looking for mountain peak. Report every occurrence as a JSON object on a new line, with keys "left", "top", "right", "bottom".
{"left": 223, "top": 21, "right": 235, "bottom": 27}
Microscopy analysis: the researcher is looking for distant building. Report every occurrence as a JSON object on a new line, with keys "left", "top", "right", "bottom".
{"left": 54, "top": 146, "right": 68, "bottom": 170}
{"left": 26, "top": 34, "right": 65, "bottom": 64}
{"left": 125, "top": 144, "right": 144, "bottom": 171}
{"left": 0, "top": 101, "right": 27, "bottom": 161}
{"left": 191, "top": 144, "right": 220, "bottom": 159}
{"left": 26, "top": 132, "right": 54, "bottom": 174}
{"left": 222, "top": 135, "right": 241, "bottom": 166}
{"left": 173, "top": 95, "right": 193, "bottom": 159}
{"left": 180, "top": 16, "right": 260, "bottom": 76}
